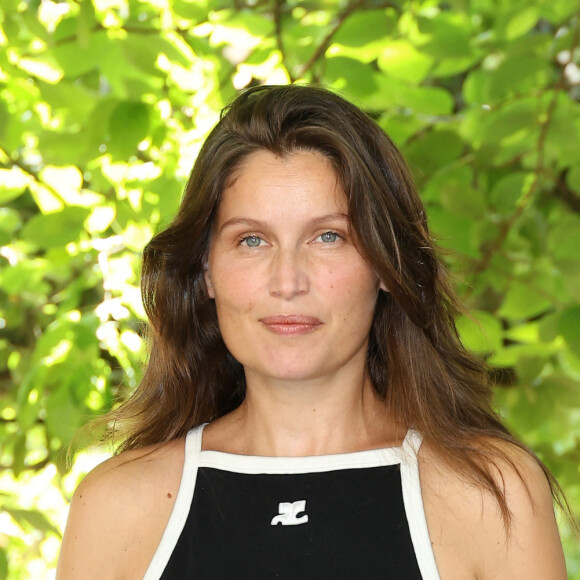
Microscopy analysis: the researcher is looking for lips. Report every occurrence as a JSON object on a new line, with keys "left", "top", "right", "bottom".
{"left": 259, "top": 315, "right": 322, "bottom": 336}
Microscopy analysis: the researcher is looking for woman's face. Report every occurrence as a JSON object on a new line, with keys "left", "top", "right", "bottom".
{"left": 205, "top": 149, "right": 382, "bottom": 386}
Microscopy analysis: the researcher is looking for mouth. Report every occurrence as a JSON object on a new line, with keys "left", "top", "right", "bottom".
{"left": 259, "top": 315, "right": 323, "bottom": 336}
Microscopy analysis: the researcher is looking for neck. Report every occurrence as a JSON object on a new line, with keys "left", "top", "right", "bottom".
{"left": 206, "top": 369, "right": 403, "bottom": 456}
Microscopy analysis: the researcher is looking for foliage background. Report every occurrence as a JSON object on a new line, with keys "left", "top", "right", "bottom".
{"left": 0, "top": 0, "right": 579, "bottom": 577}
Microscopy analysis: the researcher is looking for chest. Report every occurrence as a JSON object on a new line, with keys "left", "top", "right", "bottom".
{"left": 164, "top": 465, "right": 425, "bottom": 579}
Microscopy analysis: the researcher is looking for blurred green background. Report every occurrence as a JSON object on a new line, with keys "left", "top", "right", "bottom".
{"left": 0, "top": 0, "right": 579, "bottom": 577}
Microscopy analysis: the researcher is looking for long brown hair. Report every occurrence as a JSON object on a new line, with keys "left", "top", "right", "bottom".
{"left": 103, "top": 84, "right": 561, "bottom": 523}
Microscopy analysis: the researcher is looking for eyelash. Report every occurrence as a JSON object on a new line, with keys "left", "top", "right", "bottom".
{"left": 237, "top": 230, "right": 345, "bottom": 248}
{"left": 316, "top": 231, "right": 344, "bottom": 244}
{"left": 238, "top": 235, "right": 264, "bottom": 247}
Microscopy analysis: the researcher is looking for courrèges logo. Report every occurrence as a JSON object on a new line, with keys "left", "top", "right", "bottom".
{"left": 270, "top": 500, "right": 309, "bottom": 526}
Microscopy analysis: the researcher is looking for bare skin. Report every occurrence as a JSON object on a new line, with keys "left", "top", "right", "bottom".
{"left": 56, "top": 439, "right": 184, "bottom": 580}
{"left": 56, "top": 151, "right": 567, "bottom": 579}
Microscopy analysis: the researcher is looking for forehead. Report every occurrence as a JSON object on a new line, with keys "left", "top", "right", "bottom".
{"left": 216, "top": 150, "right": 347, "bottom": 222}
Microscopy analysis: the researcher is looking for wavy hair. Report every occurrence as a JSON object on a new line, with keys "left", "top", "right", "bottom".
{"left": 102, "top": 85, "right": 561, "bottom": 524}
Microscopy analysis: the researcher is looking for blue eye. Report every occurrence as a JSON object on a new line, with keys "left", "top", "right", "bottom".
{"left": 241, "top": 235, "right": 262, "bottom": 247}
{"left": 319, "top": 232, "right": 339, "bottom": 243}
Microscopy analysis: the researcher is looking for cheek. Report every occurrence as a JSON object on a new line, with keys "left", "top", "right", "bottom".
{"left": 317, "top": 266, "right": 378, "bottom": 329}
{"left": 213, "top": 264, "right": 260, "bottom": 314}
{"left": 327, "top": 263, "right": 379, "bottom": 301}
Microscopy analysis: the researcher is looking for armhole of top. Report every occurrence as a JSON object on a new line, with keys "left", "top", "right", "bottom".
{"left": 400, "top": 430, "right": 441, "bottom": 580}
{"left": 142, "top": 425, "right": 205, "bottom": 580}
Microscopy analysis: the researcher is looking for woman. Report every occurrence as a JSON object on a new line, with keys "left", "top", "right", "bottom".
{"left": 57, "top": 85, "right": 567, "bottom": 579}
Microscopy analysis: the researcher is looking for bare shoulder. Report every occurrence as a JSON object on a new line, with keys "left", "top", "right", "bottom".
{"left": 56, "top": 437, "right": 185, "bottom": 580}
{"left": 418, "top": 438, "right": 566, "bottom": 580}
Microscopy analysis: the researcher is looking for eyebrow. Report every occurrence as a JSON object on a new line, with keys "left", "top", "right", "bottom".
{"left": 217, "top": 213, "right": 350, "bottom": 235}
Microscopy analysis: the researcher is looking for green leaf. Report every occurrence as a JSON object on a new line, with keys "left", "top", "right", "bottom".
{"left": 0, "top": 548, "right": 7, "bottom": 580}
{"left": 405, "top": 131, "right": 465, "bottom": 182}
{"left": 0, "top": 208, "right": 21, "bottom": 245}
{"left": 76, "top": 0, "right": 96, "bottom": 50}
{"left": 543, "top": 95, "right": 580, "bottom": 169}
{"left": 489, "top": 172, "right": 533, "bottom": 215}
{"left": 378, "top": 40, "right": 434, "bottom": 84}
{"left": 0, "top": 259, "right": 51, "bottom": 296}
{"left": 45, "top": 385, "right": 86, "bottom": 445}
{"left": 488, "top": 54, "right": 550, "bottom": 101}
{"left": 416, "top": 12, "right": 472, "bottom": 60}
{"left": 20, "top": 207, "right": 91, "bottom": 249}
{"left": 38, "top": 80, "right": 96, "bottom": 122}
{"left": 505, "top": 7, "right": 539, "bottom": 41}
{"left": 53, "top": 29, "right": 111, "bottom": 79}
{"left": 498, "top": 280, "right": 553, "bottom": 320}
{"left": 379, "top": 111, "right": 427, "bottom": 147}
{"left": 489, "top": 342, "right": 558, "bottom": 367}
{"left": 376, "top": 76, "right": 454, "bottom": 115}
{"left": 10, "top": 432, "right": 27, "bottom": 477}
{"left": 107, "top": 101, "right": 151, "bottom": 159}
{"left": 538, "top": 0, "right": 580, "bottom": 21}
{"left": 120, "top": 35, "right": 171, "bottom": 78}
{"left": 32, "top": 314, "right": 99, "bottom": 372}
{"left": 548, "top": 214, "right": 580, "bottom": 260}
{"left": 427, "top": 206, "right": 479, "bottom": 258}
{"left": 538, "top": 312, "right": 560, "bottom": 342}
{"left": 504, "top": 321, "right": 540, "bottom": 344}
{"left": 422, "top": 165, "right": 485, "bottom": 219}
{"left": 0, "top": 99, "right": 9, "bottom": 142}
{"left": 173, "top": 0, "right": 208, "bottom": 22}
{"left": 0, "top": 207, "right": 21, "bottom": 232}
{"left": 36, "top": 130, "right": 91, "bottom": 167}
{"left": 515, "top": 354, "right": 547, "bottom": 385}
{"left": 325, "top": 57, "right": 378, "bottom": 101}
{"left": 460, "top": 98, "right": 540, "bottom": 163}
{"left": 5, "top": 507, "right": 60, "bottom": 535}
{"left": 432, "top": 54, "right": 480, "bottom": 78}
{"left": 557, "top": 306, "right": 580, "bottom": 358}
{"left": 210, "top": 10, "right": 275, "bottom": 50}
{"left": 333, "top": 9, "right": 396, "bottom": 47}
{"left": 439, "top": 173, "right": 486, "bottom": 219}
{"left": 457, "top": 310, "right": 503, "bottom": 353}
{"left": 463, "top": 69, "right": 489, "bottom": 105}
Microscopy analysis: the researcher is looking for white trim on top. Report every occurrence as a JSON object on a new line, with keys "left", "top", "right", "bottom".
{"left": 142, "top": 425, "right": 204, "bottom": 580}
{"left": 198, "top": 443, "right": 408, "bottom": 474}
{"left": 400, "top": 431, "right": 441, "bottom": 580}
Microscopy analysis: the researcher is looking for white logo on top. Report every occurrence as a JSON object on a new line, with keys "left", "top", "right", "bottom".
{"left": 270, "top": 500, "right": 309, "bottom": 526}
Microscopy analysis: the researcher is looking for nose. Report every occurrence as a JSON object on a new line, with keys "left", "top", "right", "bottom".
{"left": 269, "top": 248, "right": 309, "bottom": 299}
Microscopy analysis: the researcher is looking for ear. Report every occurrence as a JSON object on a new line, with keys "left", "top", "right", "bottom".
{"left": 379, "top": 279, "right": 388, "bottom": 292}
{"left": 203, "top": 264, "right": 215, "bottom": 299}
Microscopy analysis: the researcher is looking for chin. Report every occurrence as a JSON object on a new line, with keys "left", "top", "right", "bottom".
{"left": 245, "top": 357, "right": 329, "bottom": 383}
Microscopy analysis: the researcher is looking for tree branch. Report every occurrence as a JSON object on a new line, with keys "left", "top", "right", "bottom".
{"left": 296, "top": 0, "right": 402, "bottom": 79}
{"left": 552, "top": 172, "right": 580, "bottom": 214}
{"left": 467, "top": 90, "right": 561, "bottom": 279}
{"left": 273, "top": 0, "right": 295, "bottom": 82}
{"left": 296, "top": 0, "right": 368, "bottom": 79}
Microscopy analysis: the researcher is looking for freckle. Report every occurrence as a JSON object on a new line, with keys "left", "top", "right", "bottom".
{"left": 167, "top": 492, "right": 173, "bottom": 499}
